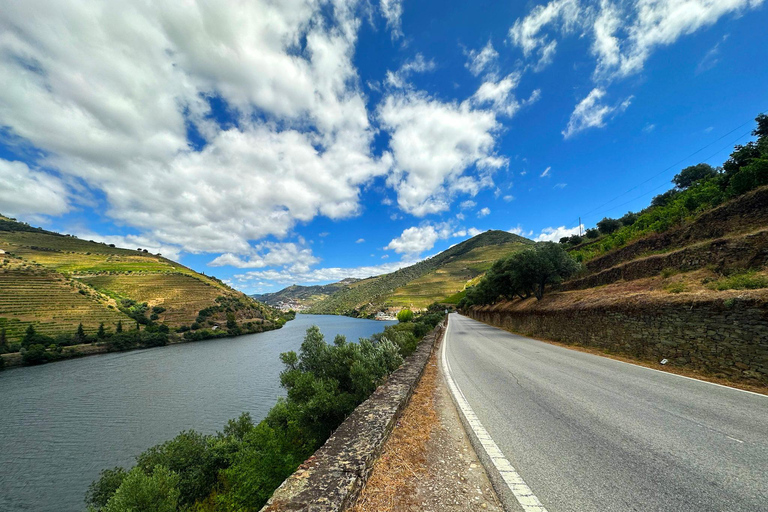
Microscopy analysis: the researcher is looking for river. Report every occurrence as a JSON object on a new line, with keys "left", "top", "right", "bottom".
{"left": 0, "top": 314, "right": 395, "bottom": 512}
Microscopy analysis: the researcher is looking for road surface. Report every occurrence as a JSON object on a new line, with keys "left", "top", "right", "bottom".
{"left": 443, "top": 313, "right": 768, "bottom": 512}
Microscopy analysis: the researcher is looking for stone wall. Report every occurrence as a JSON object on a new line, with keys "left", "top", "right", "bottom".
{"left": 467, "top": 299, "right": 768, "bottom": 385}
{"left": 260, "top": 323, "right": 445, "bottom": 512}
{"left": 563, "top": 229, "right": 768, "bottom": 291}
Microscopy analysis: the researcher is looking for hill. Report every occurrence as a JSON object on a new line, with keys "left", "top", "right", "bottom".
{"left": 306, "top": 230, "right": 533, "bottom": 316}
{"left": 252, "top": 278, "right": 360, "bottom": 310}
{"left": 0, "top": 215, "right": 285, "bottom": 346}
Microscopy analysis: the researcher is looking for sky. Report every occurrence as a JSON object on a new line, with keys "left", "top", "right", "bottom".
{"left": 0, "top": 0, "right": 767, "bottom": 294}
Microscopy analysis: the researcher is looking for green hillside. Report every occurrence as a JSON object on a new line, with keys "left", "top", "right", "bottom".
{"left": 0, "top": 215, "right": 284, "bottom": 345}
{"left": 252, "top": 278, "right": 360, "bottom": 309}
{"left": 307, "top": 230, "right": 533, "bottom": 315}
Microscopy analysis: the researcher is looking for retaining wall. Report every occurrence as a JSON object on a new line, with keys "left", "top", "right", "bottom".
{"left": 260, "top": 322, "right": 445, "bottom": 511}
{"left": 466, "top": 299, "right": 768, "bottom": 385}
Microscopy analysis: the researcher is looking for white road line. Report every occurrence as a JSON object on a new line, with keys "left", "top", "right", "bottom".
{"left": 441, "top": 315, "right": 548, "bottom": 512}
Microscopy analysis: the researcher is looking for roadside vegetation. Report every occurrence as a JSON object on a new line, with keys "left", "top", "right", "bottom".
{"left": 85, "top": 310, "right": 445, "bottom": 511}
{"left": 459, "top": 242, "right": 579, "bottom": 307}
{"left": 563, "top": 114, "right": 768, "bottom": 262}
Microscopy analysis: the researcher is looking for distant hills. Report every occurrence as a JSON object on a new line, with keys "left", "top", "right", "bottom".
{"left": 0, "top": 214, "right": 283, "bottom": 343}
{"left": 300, "top": 230, "right": 533, "bottom": 316}
{"left": 252, "top": 278, "right": 360, "bottom": 309}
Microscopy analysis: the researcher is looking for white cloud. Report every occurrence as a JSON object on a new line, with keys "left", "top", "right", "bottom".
{"left": 471, "top": 73, "right": 523, "bottom": 117}
{"left": 508, "top": 0, "right": 580, "bottom": 59}
{"left": 554, "top": 182, "right": 567, "bottom": 189}
{"left": 385, "top": 221, "right": 454, "bottom": 255}
{"left": 460, "top": 200, "right": 477, "bottom": 210}
{"left": 379, "top": 91, "right": 504, "bottom": 216}
{"left": 356, "top": 238, "right": 365, "bottom": 243}
{"left": 540, "top": 166, "right": 552, "bottom": 177}
{"left": 503, "top": 194, "right": 515, "bottom": 202}
{"left": 534, "top": 40, "right": 558, "bottom": 71}
{"left": 562, "top": 88, "right": 632, "bottom": 138}
{"left": 208, "top": 241, "right": 319, "bottom": 271}
{"left": 697, "top": 35, "right": 728, "bottom": 74}
{"left": 234, "top": 256, "right": 425, "bottom": 287}
{"left": 468, "top": 227, "right": 483, "bottom": 236}
{"left": 0, "top": 160, "right": 70, "bottom": 217}
{"left": 477, "top": 207, "right": 491, "bottom": 217}
{"left": 380, "top": 0, "right": 404, "bottom": 39}
{"left": 534, "top": 224, "right": 583, "bottom": 241}
{"left": 386, "top": 53, "right": 437, "bottom": 89}
{"left": 0, "top": 0, "right": 388, "bottom": 255}
{"left": 508, "top": 224, "right": 533, "bottom": 237}
{"left": 466, "top": 41, "right": 499, "bottom": 76}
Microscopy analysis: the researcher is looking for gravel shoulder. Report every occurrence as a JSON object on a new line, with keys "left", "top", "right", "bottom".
{"left": 353, "top": 338, "right": 503, "bottom": 511}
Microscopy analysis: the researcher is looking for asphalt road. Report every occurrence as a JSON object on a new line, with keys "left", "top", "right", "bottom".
{"left": 444, "top": 313, "right": 768, "bottom": 512}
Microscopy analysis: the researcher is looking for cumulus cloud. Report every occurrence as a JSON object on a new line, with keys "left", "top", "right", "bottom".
{"left": 233, "top": 256, "right": 424, "bottom": 288}
{"left": 385, "top": 223, "right": 450, "bottom": 255}
{"left": 466, "top": 41, "right": 499, "bottom": 76}
{"left": 562, "top": 88, "right": 632, "bottom": 139}
{"left": 534, "top": 224, "right": 583, "bottom": 241}
{"left": 0, "top": 0, "right": 388, "bottom": 255}
{"left": 379, "top": 91, "right": 505, "bottom": 216}
{"left": 0, "top": 160, "right": 70, "bottom": 217}
{"left": 477, "top": 207, "right": 491, "bottom": 217}
{"left": 508, "top": 225, "right": 533, "bottom": 237}
{"left": 208, "top": 241, "right": 319, "bottom": 271}
{"left": 508, "top": 0, "right": 580, "bottom": 62}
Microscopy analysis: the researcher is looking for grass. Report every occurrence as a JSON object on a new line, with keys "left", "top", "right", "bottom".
{"left": 706, "top": 270, "right": 768, "bottom": 291}
{"left": 386, "top": 242, "right": 530, "bottom": 308}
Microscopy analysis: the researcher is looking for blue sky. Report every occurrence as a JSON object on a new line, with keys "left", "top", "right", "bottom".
{"left": 0, "top": 0, "right": 766, "bottom": 294}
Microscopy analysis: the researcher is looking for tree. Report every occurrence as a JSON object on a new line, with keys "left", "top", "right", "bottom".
{"left": 753, "top": 113, "right": 768, "bottom": 138}
{"left": 527, "top": 243, "right": 580, "bottom": 299}
{"left": 22, "top": 344, "right": 48, "bottom": 365}
{"left": 597, "top": 217, "right": 621, "bottom": 235}
{"left": 559, "top": 237, "right": 570, "bottom": 244}
{"left": 103, "top": 465, "right": 180, "bottom": 512}
{"left": 116, "top": 320, "right": 123, "bottom": 333}
{"left": 23, "top": 325, "right": 37, "bottom": 348}
{"left": 397, "top": 309, "right": 414, "bottom": 322}
{"left": 97, "top": 323, "right": 106, "bottom": 339}
{"left": 568, "top": 234, "right": 583, "bottom": 245}
{"left": 0, "top": 327, "right": 7, "bottom": 351}
{"left": 226, "top": 312, "right": 238, "bottom": 329}
{"left": 651, "top": 189, "right": 679, "bottom": 207}
{"left": 672, "top": 163, "right": 716, "bottom": 189}
{"left": 619, "top": 211, "right": 638, "bottom": 226}
{"left": 75, "top": 323, "right": 86, "bottom": 343}
{"left": 585, "top": 228, "right": 599, "bottom": 239}
{"left": 87, "top": 468, "right": 128, "bottom": 509}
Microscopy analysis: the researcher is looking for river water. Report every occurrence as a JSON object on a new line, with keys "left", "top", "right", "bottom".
{"left": 0, "top": 314, "right": 395, "bottom": 512}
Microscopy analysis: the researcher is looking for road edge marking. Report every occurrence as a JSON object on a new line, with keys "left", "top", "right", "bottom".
{"left": 441, "top": 314, "right": 548, "bottom": 512}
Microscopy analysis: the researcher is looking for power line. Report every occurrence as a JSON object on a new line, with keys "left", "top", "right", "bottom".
{"left": 573, "top": 109, "right": 766, "bottom": 226}
{"left": 583, "top": 127, "right": 756, "bottom": 221}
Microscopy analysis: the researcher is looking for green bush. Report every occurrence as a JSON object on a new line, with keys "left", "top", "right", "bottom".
{"left": 708, "top": 271, "right": 768, "bottom": 291}
{"left": 396, "top": 308, "right": 414, "bottom": 322}
{"left": 102, "top": 465, "right": 180, "bottom": 512}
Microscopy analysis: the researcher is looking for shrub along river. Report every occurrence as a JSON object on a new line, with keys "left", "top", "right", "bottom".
{"left": 0, "top": 314, "right": 395, "bottom": 512}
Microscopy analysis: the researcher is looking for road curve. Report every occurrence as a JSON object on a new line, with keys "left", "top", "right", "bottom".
{"left": 443, "top": 313, "right": 768, "bottom": 512}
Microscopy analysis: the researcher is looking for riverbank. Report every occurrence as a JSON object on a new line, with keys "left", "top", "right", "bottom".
{"left": 0, "top": 318, "right": 292, "bottom": 370}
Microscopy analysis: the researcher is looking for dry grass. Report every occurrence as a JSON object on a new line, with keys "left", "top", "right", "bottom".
{"left": 352, "top": 350, "right": 440, "bottom": 511}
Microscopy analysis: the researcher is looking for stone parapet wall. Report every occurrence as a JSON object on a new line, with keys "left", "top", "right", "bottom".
{"left": 466, "top": 300, "right": 768, "bottom": 385}
{"left": 261, "top": 323, "right": 445, "bottom": 512}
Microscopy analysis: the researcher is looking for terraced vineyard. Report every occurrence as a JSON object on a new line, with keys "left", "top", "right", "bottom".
{"left": 0, "top": 262, "right": 131, "bottom": 340}
{"left": 79, "top": 273, "right": 229, "bottom": 326}
{"left": 0, "top": 215, "right": 283, "bottom": 344}
{"left": 386, "top": 242, "right": 524, "bottom": 308}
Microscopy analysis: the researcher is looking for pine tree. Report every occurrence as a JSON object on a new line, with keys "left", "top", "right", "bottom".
{"left": 0, "top": 327, "right": 7, "bottom": 349}
{"left": 23, "top": 324, "right": 37, "bottom": 347}
{"left": 97, "top": 323, "right": 106, "bottom": 339}
{"left": 116, "top": 320, "right": 123, "bottom": 333}
{"left": 76, "top": 323, "right": 86, "bottom": 343}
